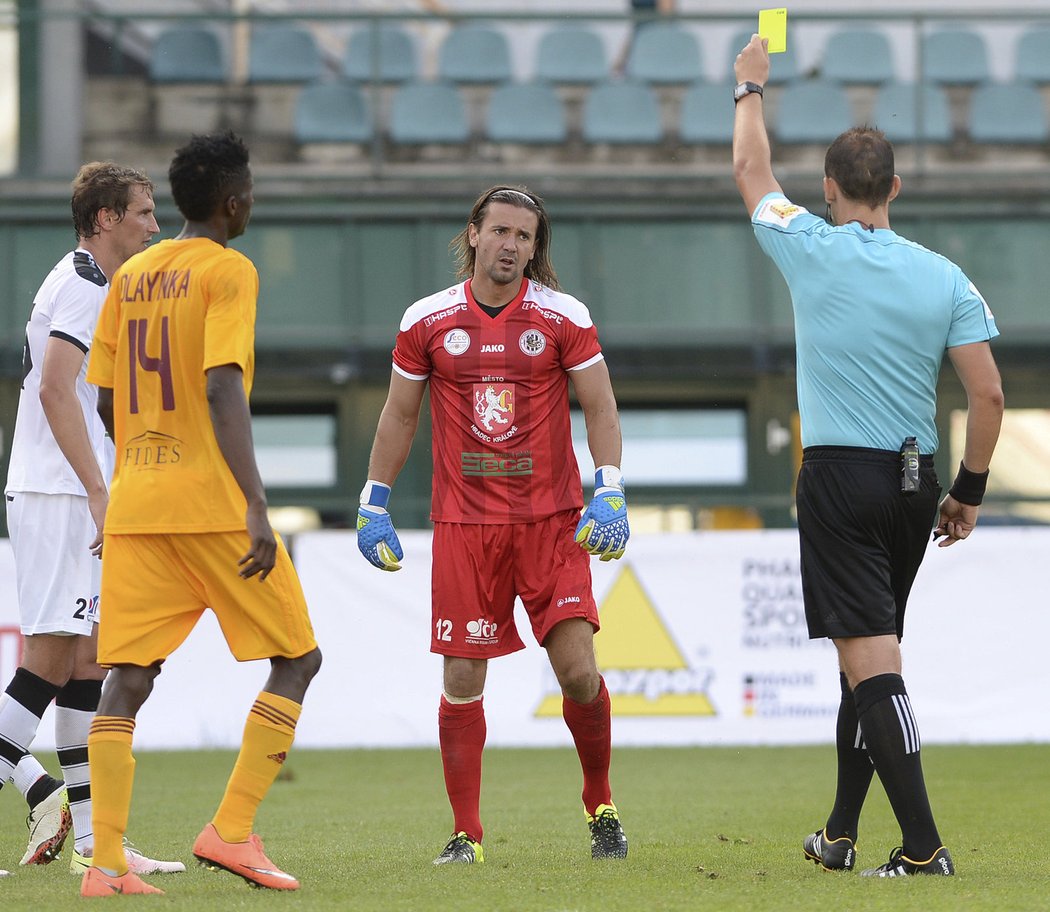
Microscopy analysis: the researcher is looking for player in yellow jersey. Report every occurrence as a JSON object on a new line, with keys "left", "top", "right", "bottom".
{"left": 81, "top": 131, "right": 322, "bottom": 897}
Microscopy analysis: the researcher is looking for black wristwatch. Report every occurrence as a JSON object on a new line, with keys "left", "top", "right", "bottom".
{"left": 733, "top": 81, "right": 764, "bottom": 103}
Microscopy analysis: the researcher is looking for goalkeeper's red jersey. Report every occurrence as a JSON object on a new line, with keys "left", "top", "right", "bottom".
{"left": 392, "top": 277, "right": 603, "bottom": 524}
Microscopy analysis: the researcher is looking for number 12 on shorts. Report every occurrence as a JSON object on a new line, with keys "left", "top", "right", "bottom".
{"left": 128, "top": 317, "right": 175, "bottom": 413}
{"left": 435, "top": 618, "right": 452, "bottom": 642}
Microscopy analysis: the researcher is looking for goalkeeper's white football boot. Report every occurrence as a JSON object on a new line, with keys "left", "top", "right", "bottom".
{"left": 588, "top": 804, "right": 628, "bottom": 859}
{"left": 433, "top": 832, "right": 484, "bottom": 865}
{"left": 860, "top": 845, "right": 954, "bottom": 877}
{"left": 803, "top": 828, "right": 856, "bottom": 871}
{"left": 21, "top": 784, "right": 71, "bottom": 865}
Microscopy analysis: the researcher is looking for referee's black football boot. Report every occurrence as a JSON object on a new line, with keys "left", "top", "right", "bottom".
{"left": 588, "top": 804, "right": 628, "bottom": 859}
{"left": 860, "top": 845, "right": 954, "bottom": 877}
{"left": 803, "top": 828, "right": 857, "bottom": 871}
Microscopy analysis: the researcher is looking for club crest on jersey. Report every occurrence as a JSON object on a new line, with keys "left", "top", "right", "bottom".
{"left": 519, "top": 329, "right": 547, "bottom": 356}
{"left": 474, "top": 384, "right": 513, "bottom": 432}
{"left": 443, "top": 329, "right": 470, "bottom": 355}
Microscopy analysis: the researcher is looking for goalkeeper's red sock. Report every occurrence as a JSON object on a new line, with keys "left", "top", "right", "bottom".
{"left": 438, "top": 695, "right": 486, "bottom": 843}
{"left": 563, "top": 676, "right": 613, "bottom": 815}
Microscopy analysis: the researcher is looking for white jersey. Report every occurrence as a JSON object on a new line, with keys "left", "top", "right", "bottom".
{"left": 5, "top": 248, "right": 110, "bottom": 496}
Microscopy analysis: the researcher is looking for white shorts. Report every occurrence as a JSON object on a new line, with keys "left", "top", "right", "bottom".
{"left": 6, "top": 491, "right": 100, "bottom": 636}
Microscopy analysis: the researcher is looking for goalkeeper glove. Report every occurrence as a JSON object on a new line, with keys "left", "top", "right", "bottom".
{"left": 575, "top": 465, "right": 629, "bottom": 561}
{"left": 357, "top": 480, "right": 404, "bottom": 571}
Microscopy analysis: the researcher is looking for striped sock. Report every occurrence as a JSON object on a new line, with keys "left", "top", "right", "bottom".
{"left": 0, "top": 668, "right": 60, "bottom": 785}
{"left": 212, "top": 692, "right": 301, "bottom": 843}
{"left": 87, "top": 716, "right": 136, "bottom": 875}
{"left": 825, "top": 672, "right": 874, "bottom": 842}
{"left": 56, "top": 679, "right": 102, "bottom": 854}
{"left": 854, "top": 673, "right": 941, "bottom": 859}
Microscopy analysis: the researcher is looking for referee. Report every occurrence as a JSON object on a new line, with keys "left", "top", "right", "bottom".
{"left": 732, "top": 36, "right": 1004, "bottom": 877}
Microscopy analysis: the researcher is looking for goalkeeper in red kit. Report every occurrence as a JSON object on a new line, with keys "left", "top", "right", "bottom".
{"left": 356, "top": 185, "right": 630, "bottom": 865}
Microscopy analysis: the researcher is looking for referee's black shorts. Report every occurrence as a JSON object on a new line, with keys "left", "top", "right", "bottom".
{"left": 796, "top": 446, "right": 941, "bottom": 641}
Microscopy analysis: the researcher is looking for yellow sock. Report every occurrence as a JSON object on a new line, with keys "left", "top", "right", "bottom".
{"left": 87, "top": 716, "right": 136, "bottom": 875}
{"left": 212, "top": 692, "right": 301, "bottom": 843}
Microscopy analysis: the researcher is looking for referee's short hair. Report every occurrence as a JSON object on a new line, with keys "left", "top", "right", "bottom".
{"left": 824, "top": 127, "right": 895, "bottom": 209}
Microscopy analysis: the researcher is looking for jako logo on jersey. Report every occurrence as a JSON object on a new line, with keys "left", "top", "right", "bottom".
{"left": 465, "top": 618, "right": 499, "bottom": 645}
{"left": 519, "top": 329, "right": 547, "bottom": 356}
{"left": 473, "top": 384, "right": 513, "bottom": 431}
{"left": 480, "top": 343, "right": 505, "bottom": 353}
{"left": 557, "top": 596, "right": 581, "bottom": 608}
{"left": 461, "top": 452, "right": 533, "bottom": 476}
{"left": 535, "top": 565, "right": 716, "bottom": 718}
{"left": 443, "top": 329, "right": 470, "bottom": 355}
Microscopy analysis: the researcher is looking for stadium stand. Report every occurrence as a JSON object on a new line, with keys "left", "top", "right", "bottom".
{"left": 485, "top": 82, "right": 567, "bottom": 144}
{"left": 581, "top": 81, "right": 662, "bottom": 144}
{"left": 343, "top": 23, "right": 417, "bottom": 83}
{"left": 821, "top": 27, "right": 895, "bottom": 85}
{"left": 1015, "top": 27, "right": 1050, "bottom": 85}
{"left": 437, "top": 25, "right": 513, "bottom": 84}
{"left": 872, "top": 83, "right": 953, "bottom": 144}
{"left": 678, "top": 81, "right": 734, "bottom": 145}
{"left": 534, "top": 25, "right": 608, "bottom": 85}
{"left": 774, "top": 80, "right": 854, "bottom": 143}
{"left": 149, "top": 25, "right": 226, "bottom": 83}
{"left": 729, "top": 29, "right": 798, "bottom": 85}
{"left": 389, "top": 81, "right": 469, "bottom": 144}
{"left": 968, "top": 82, "right": 1049, "bottom": 144}
{"left": 293, "top": 82, "right": 372, "bottom": 143}
{"left": 921, "top": 27, "right": 990, "bottom": 85}
{"left": 248, "top": 24, "right": 325, "bottom": 83}
{"left": 625, "top": 21, "right": 703, "bottom": 85}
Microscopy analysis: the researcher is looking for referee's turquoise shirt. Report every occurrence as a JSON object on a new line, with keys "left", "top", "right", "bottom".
{"left": 752, "top": 192, "right": 999, "bottom": 454}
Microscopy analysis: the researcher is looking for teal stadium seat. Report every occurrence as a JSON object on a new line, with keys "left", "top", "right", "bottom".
{"left": 821, "top": 27, "right": 894, "bottom": 85}
{"left": 774, "top": 80, "right": 853, "bottom": 143}
{"left": 626, "top": 22, "right": 702, "bottom": 84}
{"left": 389, "top": 82, "right": 469, "bottom": 144}
{"left": 968, "top": 82, "right": 1048, "bottom": 143}
{"left": 1015, "top": 27, "right": 1050, "bottom": 84}
{"left": 679, "top": 82, "right": 734, "bottom": 144}
{"left": 485, "top": 82, "right": 567, "bottom": 143}
{"left": 873, "top": 83, "right": 952, "bottom": 144}
{"left": 582, "top": 82, "right": 662, "bottom": 143}
{"left": 343, "top": 24, "right": 417, "bottom": 83}
{"left": 150, "top": 26, "right": 226, "bottom": 83}
{"left": 438, "top": 25, "right": 512, "bottom": 84}
{"left": 294, "top": 83, "right": 373, "bottom": 143}
{"left": 249, "top": 25, "right": 324, "bottom": 83}
{"left": 535, "top": 25, "right": 608, "bottom": 84}
{"left": 922, "top": 28, "right": 989, "bottom": 85}
{"left": 729, "top": 29, "right": 797, "bottom": 85}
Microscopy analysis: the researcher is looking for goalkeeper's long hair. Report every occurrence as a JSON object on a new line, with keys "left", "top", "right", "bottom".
{"left": 451, "top": 185, "right": 559, "bottom": 291}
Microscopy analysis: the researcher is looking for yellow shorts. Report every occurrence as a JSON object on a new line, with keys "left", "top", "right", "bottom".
{"left": 98, "top": 531, "right": 317, "bottom": 666}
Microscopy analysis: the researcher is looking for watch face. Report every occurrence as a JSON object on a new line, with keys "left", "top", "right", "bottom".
{"left": 734, "top": 83, "right": 748, "bottom": 100}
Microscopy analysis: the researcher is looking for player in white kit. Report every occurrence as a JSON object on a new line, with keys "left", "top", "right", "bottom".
{"left": 2, "top": 162, "right": 181, "bottom": 876}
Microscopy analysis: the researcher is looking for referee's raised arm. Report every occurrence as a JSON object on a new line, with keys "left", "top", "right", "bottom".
{"left": 731, "top": 35, "right": 782, "bottom": 215}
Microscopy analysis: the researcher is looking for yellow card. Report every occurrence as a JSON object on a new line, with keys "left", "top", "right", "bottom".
{"left": 758, "top": 8, "right": 788, "bottom": 54}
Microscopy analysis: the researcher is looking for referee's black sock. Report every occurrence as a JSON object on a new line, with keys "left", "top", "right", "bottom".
{"left": 854, "top": 673, "right": 943, "bottom": 860}
{"left": 824, "top": 672, "right": 873, "bottom": 842}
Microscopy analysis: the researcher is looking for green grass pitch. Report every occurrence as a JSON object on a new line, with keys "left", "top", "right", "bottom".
{"left": 1, "top": 744, "right": 1048, "bottom": 911}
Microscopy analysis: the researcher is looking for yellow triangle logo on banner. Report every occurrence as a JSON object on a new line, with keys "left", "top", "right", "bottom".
{"left": 535, "top": 564, "right": 716, "bottom": 718}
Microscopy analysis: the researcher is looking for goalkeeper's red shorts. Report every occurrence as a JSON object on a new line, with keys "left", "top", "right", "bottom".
{"left": 430, "top": 509, "right": 598, "bottom": 658}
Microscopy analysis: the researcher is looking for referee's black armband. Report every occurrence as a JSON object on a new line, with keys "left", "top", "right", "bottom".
{"left": 948, "top": 461, "right": 989, "bottom": 506}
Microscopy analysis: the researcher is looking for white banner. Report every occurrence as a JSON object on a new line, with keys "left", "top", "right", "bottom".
{"left": 1, "top": 528, "right": 1047, "bottom": 749}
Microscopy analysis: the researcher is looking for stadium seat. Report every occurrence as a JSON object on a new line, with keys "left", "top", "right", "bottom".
{"left": 968, "top": 82, "right": 1049, "bottom": 143}
{"left": 582, "top": 81, "right": 662, "bottom": 144}
{"left": 534, "top": 25, "right": 608, "bottom": 84}
{"left": 293, "top": 83, "right": 373, "bottom": 143}
{"left": 774, "top": 80, "right": 853, "bottom": 143}
{"left": 485, "top": 82, "right": 567, "bottom": 144}
{"left": 389, "top": 81, "right": 469, "bottom": 144}
{"left": 150, "top": 26, "right": 226, "bottom": 83}
{"left": 249, "top": 25, "right": 324, "bottom": 84}
{"left": 678, "top": 82, "right": 734, "bottom": 144}
{"left": 1015, "top": 27, "right": 1050, "bottom": 84}
{"left": 921, "top": 28, "right": 989, "bottom": 85}
{"left": 729, "top": 29, "right": 798, "bottom": 85}
{"left": 872, "top": 83, "right": 952, "bottom": 144}
{"left": 438, "top": 25, "right": 513, "bottom": 84}
{"left": 343, "top": 24, "right": 417, "bottom": 83}
{"left": 821, "top": 27, "right": 894, "bottom": 85}
{"left": 626, "top": 21, "right": 702, "bottom": 84}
